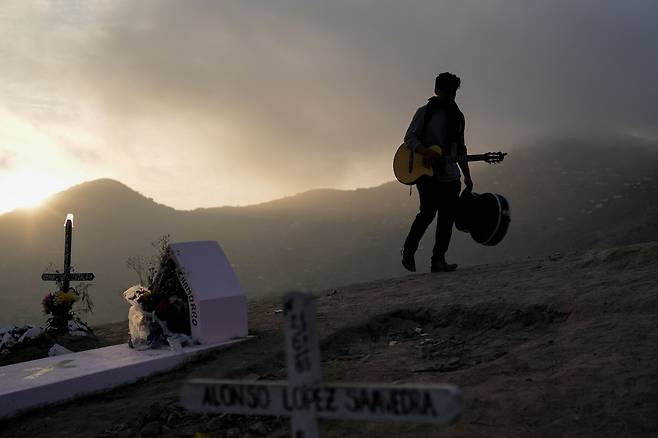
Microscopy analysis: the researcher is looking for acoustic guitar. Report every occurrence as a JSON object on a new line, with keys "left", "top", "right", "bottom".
{"left": 393, "top": 144, "right": 507, "bottom": 185}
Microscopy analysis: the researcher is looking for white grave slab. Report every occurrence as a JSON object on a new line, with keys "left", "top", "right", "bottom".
{"left": 169, "top": 241, "right": 248, "bottom": 344}
{"left": 0, "top": 339, "right": 244, "bottom": 419}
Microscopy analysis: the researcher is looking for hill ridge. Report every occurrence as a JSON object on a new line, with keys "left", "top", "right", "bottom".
{"left": 1, "top": 137, "right": 657, "bottom": 327}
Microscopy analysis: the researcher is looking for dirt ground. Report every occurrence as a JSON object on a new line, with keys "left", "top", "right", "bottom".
{"left": 1, "top": 242, "right": 657, "bottom": 437}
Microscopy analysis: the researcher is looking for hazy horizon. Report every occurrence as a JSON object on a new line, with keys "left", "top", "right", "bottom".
{"left": 2, "top": 136, "right": 657, "bottom": 327}
{"left": 0, "top": 175, "right": 399, "bottom": 215}
{"left": 2, "top": 130, "right": 655, "bottom": 216}
{"left": 2, "top": 1, "right": 657, "bottom": 214}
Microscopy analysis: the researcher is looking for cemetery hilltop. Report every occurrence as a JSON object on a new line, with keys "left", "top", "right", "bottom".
{"left": 1, "top": 241, "right": 657, "bottom": 437}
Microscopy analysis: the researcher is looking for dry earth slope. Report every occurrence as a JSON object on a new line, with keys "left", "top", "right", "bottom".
{"left": 2, "top": 241, "right": 657, "bottom": 437}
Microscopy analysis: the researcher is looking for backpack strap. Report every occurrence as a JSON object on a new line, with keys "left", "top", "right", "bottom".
{"left": 420, "top": 97, "right": 440, "bottom": 140}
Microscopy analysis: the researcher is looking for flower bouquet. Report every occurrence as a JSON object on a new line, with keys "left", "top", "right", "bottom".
{"left": 124, "top": 236, "right": 192, "bottom": 350}
{"left": 42, "top": 288, "right": 82, "bottom": 332}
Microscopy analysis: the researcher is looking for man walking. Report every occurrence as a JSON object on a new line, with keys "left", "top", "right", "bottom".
{"left": 401, "top": 72, "right": 473, "bottom": 273}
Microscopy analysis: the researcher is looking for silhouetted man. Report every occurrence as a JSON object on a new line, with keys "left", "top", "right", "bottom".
{"left": 401, "top": 72, "right": 473, "bottom": 272}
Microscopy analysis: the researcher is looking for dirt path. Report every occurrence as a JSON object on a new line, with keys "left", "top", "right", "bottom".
{"left": 2, "top": 242, "right": 657, "bottom": 437}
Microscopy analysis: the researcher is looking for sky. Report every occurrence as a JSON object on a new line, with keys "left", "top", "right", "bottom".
{"left": 1, "top": 0, "right": 657, "bottom": 213}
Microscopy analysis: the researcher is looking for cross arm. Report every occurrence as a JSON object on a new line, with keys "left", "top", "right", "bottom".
{"left": 41, "top": 273, "right": 95, "bottom": 282}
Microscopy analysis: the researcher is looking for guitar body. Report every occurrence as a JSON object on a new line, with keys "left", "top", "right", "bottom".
{"left": 393, "top": 144, "right": 442, "bottom": 185}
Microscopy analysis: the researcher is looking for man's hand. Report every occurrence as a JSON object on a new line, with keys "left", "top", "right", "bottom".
{"left": 422, "top": 149, "right": 442, "bottom": 168}
{"left": 464, "top": 176, "right": 474, "bottom": 192}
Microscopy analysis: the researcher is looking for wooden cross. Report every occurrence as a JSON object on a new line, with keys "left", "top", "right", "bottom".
{"left": 41, "top": 214, "right": 95, "bottom": 292}
{"left": 181, "top": 292, "right": 463, "bottom": 437}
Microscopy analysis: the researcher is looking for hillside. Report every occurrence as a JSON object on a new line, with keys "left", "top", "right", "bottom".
{"left": 1, "top": 136, "right": 657, "bottom": 326}
{"left": 2, "top": 241, "right": 657, "bottom": 437}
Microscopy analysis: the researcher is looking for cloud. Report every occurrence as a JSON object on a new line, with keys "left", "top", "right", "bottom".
{"left": 0, "top": 153, "right": 11, "bottom": 172}
{"left": 66, "top": 146, "right": 102, "bottom": 165}
{"left": 1, "top": 1, "right": 657, "bottom": 207}
{"left": 80, "top": 1, "right": 658, "bottom": 135}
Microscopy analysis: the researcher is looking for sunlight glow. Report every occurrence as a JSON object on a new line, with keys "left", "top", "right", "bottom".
{"left": 0, "top": 169, "right": 67, "bottom": 214}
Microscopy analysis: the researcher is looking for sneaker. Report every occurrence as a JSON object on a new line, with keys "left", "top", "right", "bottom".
{"left": 431, "top": 262, "right": 458, "bottom": 272}
{"left": 401, "top": 248, "right": 416, "bottom": 272}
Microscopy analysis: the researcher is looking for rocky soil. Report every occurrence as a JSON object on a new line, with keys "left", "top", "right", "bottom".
{"left": 1, "top": 241, "right": 657, "bottom": 437}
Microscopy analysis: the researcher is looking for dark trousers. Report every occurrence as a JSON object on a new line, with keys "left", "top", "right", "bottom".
{"left": 403, "top": 177, "right": 461, "bottom": 264}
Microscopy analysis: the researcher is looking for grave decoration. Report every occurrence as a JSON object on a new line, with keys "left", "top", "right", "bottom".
{"left": 41, "top": 286, "right": 93, "bottom": 331}
{"left": 41, "top": 214, "right": 95, "bottom": 333}
{"left": 124, "top": 239, "right": 247, "bottom": 349}
{"left": 125, "top": 236, "right": 192, "bottom": 350}
{"left": 182, "top": 292, "right": 462, "bottom": 438}
{"left": 1, "top": 215, "right": 94, "bottom": 358}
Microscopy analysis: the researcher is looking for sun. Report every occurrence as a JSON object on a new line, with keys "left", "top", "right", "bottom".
{"left": 0, "top": 169, "right": 66, "bottom": 214}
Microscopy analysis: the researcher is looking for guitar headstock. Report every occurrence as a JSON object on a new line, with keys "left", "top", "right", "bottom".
{"left": 484, "top": 151, "right": 507, "bottom": 164}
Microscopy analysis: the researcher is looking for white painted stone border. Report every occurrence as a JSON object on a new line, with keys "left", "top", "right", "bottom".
{"left": 0, "top": 338, "right": 247, "bottom": 419}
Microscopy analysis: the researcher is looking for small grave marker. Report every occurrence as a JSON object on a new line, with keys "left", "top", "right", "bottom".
{"left": 168, "top": 241, "right": 248, "bottom": 344}
{"left": 182, "top": 292, "right": 462, "bottom": 437}
{"left": 41, "top": 214, "right": 95, "bottom": 292}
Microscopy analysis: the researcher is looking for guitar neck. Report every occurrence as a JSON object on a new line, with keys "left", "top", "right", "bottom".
{"left": 443, "top": 154, "right": 487, "bottom": 163}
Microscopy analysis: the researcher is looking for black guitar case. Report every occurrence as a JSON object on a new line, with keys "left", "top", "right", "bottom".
{"left": 456, "top": 190, "right": 510, "bottom": 246}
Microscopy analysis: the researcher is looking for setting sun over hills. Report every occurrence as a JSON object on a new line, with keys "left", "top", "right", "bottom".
{"left": 1, "top": 137, "right": 657, "bottom": 327}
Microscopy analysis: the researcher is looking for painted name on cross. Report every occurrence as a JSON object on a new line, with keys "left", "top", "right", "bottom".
{"left": 185, "top": 380, "right": 461, "bottom": 424}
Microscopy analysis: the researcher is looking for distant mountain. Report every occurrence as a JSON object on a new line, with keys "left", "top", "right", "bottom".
{"left": 1, "top": 135, "right": 657, "bottom": 326}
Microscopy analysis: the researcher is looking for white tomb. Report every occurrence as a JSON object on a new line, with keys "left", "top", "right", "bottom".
{"left": 0, "top": 240, "right": 250, "bottom": 419}
{"left": 169, "top": 240, "right": 248, "bottom": 344}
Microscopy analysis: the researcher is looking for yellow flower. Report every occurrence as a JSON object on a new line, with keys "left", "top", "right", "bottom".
{"left": 55, "top": 291, "right": 78, "bottom": 305}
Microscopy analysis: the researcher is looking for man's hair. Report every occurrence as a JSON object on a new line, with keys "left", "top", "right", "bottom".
{"left": 435, "top": 72, "right": 461, "bottom": 96}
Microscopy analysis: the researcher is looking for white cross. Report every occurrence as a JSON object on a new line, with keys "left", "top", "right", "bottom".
{"left": 181, "top": 292, "right": 462, "bottom": 437}
{"left": 41, "top": 214, "right": 95, "bottom": 292}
